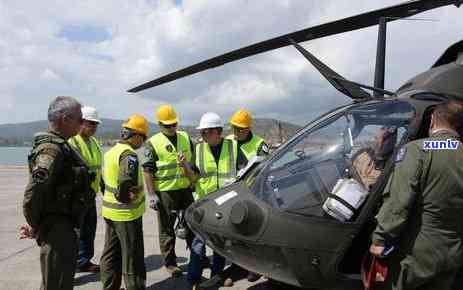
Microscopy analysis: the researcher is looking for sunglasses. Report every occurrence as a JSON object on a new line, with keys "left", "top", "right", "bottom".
{"left": 84, "top": 120, "right": 99, "bottom": 126}
{"left": 161, "top": 123, "right": 177, "bottom": 129}
{"left": 233, "top": 126, "right": 247, "bottom": 132}
{"left": 136, "top": 133, "right": 147, "bottom": 141}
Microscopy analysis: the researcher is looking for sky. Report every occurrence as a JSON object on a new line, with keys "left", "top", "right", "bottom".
{"left": 0, "top": 0, "right": 462, "bottom": 126}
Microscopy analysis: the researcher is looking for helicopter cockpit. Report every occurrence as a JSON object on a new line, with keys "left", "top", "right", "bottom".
{"left": 245, "top": 99, "right": 415, "bottom": 221}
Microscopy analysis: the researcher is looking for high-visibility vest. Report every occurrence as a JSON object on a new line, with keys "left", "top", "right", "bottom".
{"left": 148, "top": 131, "right": 192, "bottom": 191}
{"left": 102, "top": 143, "right": 145, "bottom": 221}
{"left": 68, "top": 135, "right": 102, "bottom": 193}
{"left": 226, "top": 134, "right": 265, "bottom": 159}
{"left": 195, "top": 139, "right": 238, "bottom": 200}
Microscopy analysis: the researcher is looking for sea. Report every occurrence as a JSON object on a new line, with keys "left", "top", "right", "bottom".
{"left": 0, "top": 147, "right": 112, "bottom": 166}
{"left": 0, "top": 147, "right": 31, "bottom": 166}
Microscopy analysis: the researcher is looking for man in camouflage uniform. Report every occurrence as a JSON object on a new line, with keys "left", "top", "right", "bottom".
{"left": 20, "top": 96, "right": 93, "bottom": 290}
{"left": 370, "top": 100, "right": 463, "bottom": 290}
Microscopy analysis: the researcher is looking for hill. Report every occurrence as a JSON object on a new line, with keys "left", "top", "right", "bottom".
{"left": 0, "top": 118, "right": 300, "bottom": 146}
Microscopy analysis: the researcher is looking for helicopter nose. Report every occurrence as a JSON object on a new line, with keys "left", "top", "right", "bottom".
{"left": 186, "top": 184, "right": 267, "bottom": 241}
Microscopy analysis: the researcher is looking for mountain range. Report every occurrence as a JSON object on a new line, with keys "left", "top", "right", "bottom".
{"left": 0, "top": 118, "right": 301, "bottom": 146}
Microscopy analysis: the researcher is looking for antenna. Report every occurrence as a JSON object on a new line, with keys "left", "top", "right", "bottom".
{"left": 374, "top": 17, "right": 387, "bottom": 98}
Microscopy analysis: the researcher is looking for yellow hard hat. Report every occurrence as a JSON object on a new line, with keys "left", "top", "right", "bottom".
{"left": 122, "top": 114, "right": 150, "bottom": 136}
{"left": 156, "top": 105, "right": 178, "bottom": 125}
{"left": 230, "top": 109, "right": 252, "bottom": 128}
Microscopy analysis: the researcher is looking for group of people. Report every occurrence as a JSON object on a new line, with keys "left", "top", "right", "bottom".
{"left": 19, "top": 96, "right": 268, "bottom": 290}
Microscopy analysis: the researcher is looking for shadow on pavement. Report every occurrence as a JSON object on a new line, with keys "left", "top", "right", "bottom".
{"left": 147, "top": 275, "right": 190, "bottom": 290}
{"left": 146, "top": 254, "right": 186, "bottom": 272}
{"left": 73, "top": 255, "right": 190, "bottom": 287}
{"left": 145, "top": 254, "right": 163, "bottom": 272}
{"left": 74, "top": 272, "right": 100, "bottom": 286}
{"left": 247, "top": 279, "right": 307, "bottom": 290}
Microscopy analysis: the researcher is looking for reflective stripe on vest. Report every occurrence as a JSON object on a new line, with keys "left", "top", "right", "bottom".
{"left": 241, "top": 135, "right": 264, "bottom": 159}
{"left": 68, "top": 135, "right": 103, "bottom": 193}
{"left": 226, "top": 134, "right": 264, "bottom": 160}
{"left": 103, "top": 185, "right": 146, "bottom": 209}
{"left": 195, "top": 139, "right": 237, "bottom": 200}
{"left": 149, "top": 131, "right": 192, "bottom": 191}
{"left": 102, "top": 143, "right": 145, "bottom": 221}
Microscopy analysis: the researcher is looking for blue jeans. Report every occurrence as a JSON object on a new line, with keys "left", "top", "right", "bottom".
{"left": 77, "top": 203, "right": 97, "bottom": 267}
{"left": 187, "top": 235, "right": 225, "bottom": 285}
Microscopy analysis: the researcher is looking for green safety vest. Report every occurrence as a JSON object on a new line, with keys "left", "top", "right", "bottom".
{"left": 195, "top": 139, "right": 238, "bottom": 200}
{"left": 148, "top": 131, "right": 192, "bottom": 191}
{"left": 226, "top": 134, "right": 264, "bottom": 159}
{"left": 102, "top": 143, "right": 145, "bottom": 221}
{"left": 68, "top": 135, "right": 102, "bottom": 193}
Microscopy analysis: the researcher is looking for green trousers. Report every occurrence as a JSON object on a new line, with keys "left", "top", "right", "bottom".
{"left": 100, "top": 217, "right": 146, "bottom": 290}
{"left": 156, "top": 188, "right": 194, "bottom": 266}
{"left": 381, "top": 258, "right": 458, "bottom": 290}
{"left": 39, "top": 218, "right": 78, "bottom": 290}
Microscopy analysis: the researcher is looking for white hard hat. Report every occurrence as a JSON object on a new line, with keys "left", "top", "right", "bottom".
{"left": 81, "top": 106, "right": 101, "bottom": 123}
{"left": 196, "top": 112, "right": 223, "bottom": 130}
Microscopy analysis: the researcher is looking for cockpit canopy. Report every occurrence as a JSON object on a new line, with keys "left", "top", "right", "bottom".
{"left": 246, "top": 100, "right": 415, "bottom": 220}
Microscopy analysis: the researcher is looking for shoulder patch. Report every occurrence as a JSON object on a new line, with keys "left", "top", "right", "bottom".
{"left": 128, "top": 155, "right": 138, "bottom": 171}
{"left": 32, "top": 168, "right": 49, "bottom": 183}
{"left": 395, "top": 146, "right": 407, "bottom": 163}
{"left": 261, "top": 143, "right": 269, "bottom": 154}
{"left": 144, "top": 146, "right": 152, "bottom": 158}
{"left": 34, "top": 150, "right": 58, "bottom": 168}
{"left": 31, "top": 153, "right": 56, "bottom": 183}
{"left": 35, "top": 143, "right": 61, "bottom": 154}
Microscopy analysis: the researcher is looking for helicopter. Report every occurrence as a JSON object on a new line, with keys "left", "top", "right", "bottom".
{"left": 128, "top": 0, "right": 463, "bottom": 288}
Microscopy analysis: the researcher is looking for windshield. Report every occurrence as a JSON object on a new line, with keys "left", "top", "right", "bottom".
{"left": 249, "top": 100, "right": 415, "bottom": 218}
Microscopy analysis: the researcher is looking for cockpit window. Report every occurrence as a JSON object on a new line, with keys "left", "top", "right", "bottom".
{"left": 251, "top": 100, "right": 415, "bottom": 219}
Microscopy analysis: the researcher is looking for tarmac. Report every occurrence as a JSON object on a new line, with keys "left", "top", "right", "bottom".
{"left": 0, "top": 166, "right": 297, "bottom": 290}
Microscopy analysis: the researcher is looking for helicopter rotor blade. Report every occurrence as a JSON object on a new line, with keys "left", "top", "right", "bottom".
{"left": 128, "top": 0, "right": 462, "bottom": 93}
{"left": 330, "top": 77, "right": 395, "bottom": 97}
{"left": 289, "top": 39, "right": 371, "bottom": 100}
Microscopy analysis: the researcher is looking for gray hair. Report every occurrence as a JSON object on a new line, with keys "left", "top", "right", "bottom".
{"left": 47, "top": 96, "right": 81, "bottom": 122}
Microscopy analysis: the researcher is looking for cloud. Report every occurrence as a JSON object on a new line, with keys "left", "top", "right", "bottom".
{"left": 39, "top": 68, "right": 62, "bottom": 81}
{"left": 1, "top": 0, "right": 463, "bottom": 126}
